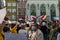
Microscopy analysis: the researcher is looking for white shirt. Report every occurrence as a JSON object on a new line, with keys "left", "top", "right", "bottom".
{"left": 29, "top": 31, "right": 36, "bottom": 40}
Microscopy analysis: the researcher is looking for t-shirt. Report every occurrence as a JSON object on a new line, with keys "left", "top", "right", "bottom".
{"left": 4, "top": 32, "right": 12, "bottom": 40}
{"left": 18, "top": 29, "right": 28, "bottom": 40}
{"left": 4, "top": 32, "right": 18, "bottom": 40}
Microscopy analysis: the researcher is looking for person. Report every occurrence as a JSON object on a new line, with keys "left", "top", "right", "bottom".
{"left": 28, "top": 22, "right": 44, "bottom": 40}
{"left": 40, "top": 21, "right": 50, "bottom": 40}
{"left": 4, "top": 27, "right": 12, "bottom": 40}
{"left": 10, "top": 23, "right": 17, "bottom": 34}
{"left": 49, "top": 25, "right": 58, "bottom": 40}
{"left": 17, "top": 23, "right": 21, "bottom": 33}
{"left": 3, "top": 24, "right": 9, "bottom": 32}
{"left": 18, "top": 23, "right": 28, "bottom": 40}
{"left": 0, "top": 26, "right": 4, "bottom": 40}
{"left": 26, "top": 21, "right": 30, "bottom": 27}
{"left": 4, "top": 23, "right": 18, "bottom": 40}
{"left": 57, "top": 27, "right": 60, "bottom": 40}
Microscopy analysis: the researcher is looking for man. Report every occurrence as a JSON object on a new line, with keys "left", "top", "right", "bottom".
{"left": 28, "top": 22, "right": 44, "bottom": 40}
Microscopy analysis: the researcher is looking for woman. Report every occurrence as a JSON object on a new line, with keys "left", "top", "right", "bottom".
{"left": 28, "top": 22, "right": 44, "bottom": 40}
{"left": 40, "top": 21, "right": 50, "bottom": 40}
{"left": 57, "top": 25, "right": 60, "bottom": 40}
{"left": 0, "top": 27, "right": 4, "bottom": 40}
{"left": 4, "top": 26, "right": 12, "bottom": 40}
{"left": 10, "top": 23, "right": 17, "bottom": 34}
{"left": 18, "top": 23, "right": 28, "bottom": 40}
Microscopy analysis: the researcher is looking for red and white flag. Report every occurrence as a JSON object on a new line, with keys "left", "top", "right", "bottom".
{"left": 40, "top": 15, "right": 46, "bottom": 20}
{"left": 53, "top": 16, "right": 60, "bottom": 20}
{"left": 31, "top": 16, "right": 36, "bottom": 20}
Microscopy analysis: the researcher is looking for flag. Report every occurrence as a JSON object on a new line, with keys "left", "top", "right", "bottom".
{"left": 40, "top": 15, "right": 46, "bottom": 20}
{"left": 31, "top": 16, "right": 36, "bottom": 20}
{"left": 53, "top": 16, "right": 59, "bottom": 20}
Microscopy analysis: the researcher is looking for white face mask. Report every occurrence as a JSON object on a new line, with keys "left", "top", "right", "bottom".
{"left": 42, "top": 22, "right": 46, "bottom": 26}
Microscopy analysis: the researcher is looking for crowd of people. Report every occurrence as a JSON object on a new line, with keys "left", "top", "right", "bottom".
{"left": 0, "top": 17, "right": 60, "bottom": 40}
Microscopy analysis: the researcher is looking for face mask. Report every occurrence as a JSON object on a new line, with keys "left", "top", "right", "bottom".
{"left": 42, "top": 22, "right": 46, "bottom": 26}
{"left": 31, "top": 26, "right": 36, "bottom": 30}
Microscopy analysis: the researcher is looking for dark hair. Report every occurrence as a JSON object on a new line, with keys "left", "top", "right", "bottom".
{"left": 3, "top": 27, "right": 10, "bottom": 32}
{"left": 11, "top": 23, "right": 16, "bottom": 28}
{"left": 32, "top": 23, "right": 38, "bottom": 27}
{"left": 28, "top": 23, "right": 38, "bottom": 31}
{"left": 4, "top": 17, "right": 9, "bottom": 21}
{"left": 52, "top": 24, "right": 56, "bottom": 29}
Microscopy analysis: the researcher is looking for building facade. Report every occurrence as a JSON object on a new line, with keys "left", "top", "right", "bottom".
{"left": 5, "top": 0, "right": 59, "bottom": 21}
{"left": 26, "top": 0, "right": 59, "bottom": 21}
{"left": 5, "top": 0, "right": 17, "bottom": 21}
{"left": 58, "top": 0, "right": 60, "bottom": 17}
{"left": 17, "top": 0, "right": 27, "bottom": 19}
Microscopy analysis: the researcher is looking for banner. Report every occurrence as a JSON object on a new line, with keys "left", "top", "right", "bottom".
{"left": 53, "top": 16, "right": 59, "bottom": 20}
{"left": 0, "top": 8, "right": 6, "bottom": 24}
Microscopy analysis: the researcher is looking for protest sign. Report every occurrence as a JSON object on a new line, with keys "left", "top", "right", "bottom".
{"left": 0, "top": 8, "right": 6, "bottom": 24}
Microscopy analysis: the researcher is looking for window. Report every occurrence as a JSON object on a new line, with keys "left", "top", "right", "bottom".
{"left": 23, "top": 5, "right": 26, "bottom": 8}
{"left": 30, "top": 4, "right": 36, "bottom": 16}
{"left": 18, "top": 12, "right": 21, "bottom": 16}
{"left": 12, "top": 2, "right": 16, "bottom": 6}
{"left": 7, "top": 3, "right": 11, "bottom": 6}
{"left": 12, "top": 15, "right": 16, "bottom": 20}
{"left": 21, "top": 12, "right": 24, "bottom": 15}
{"left": 20, "top": 0, "right": 24, "bottom": 2}
{"left": 40, "top": 4, "right": 46, "bottom": 15}
{"left": 18, "top": 4, "right": 21, "bottom": 8}
{"left": 37, "top": 4, "right": 39, "bottom": 10}
{"left": 8, "top": 16, "right": 11, "bottom": 19}
{"left": 50, "top": 4, "right": 56, "bottom": 19}
{"left": 7, "top": 9, "right": 11, "bottom": 13}
{"left": 27, "top": 4, "right": 29, "bottom": 9}
{"left": 12, "top": 9, "right": 16, "bottom": 13}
